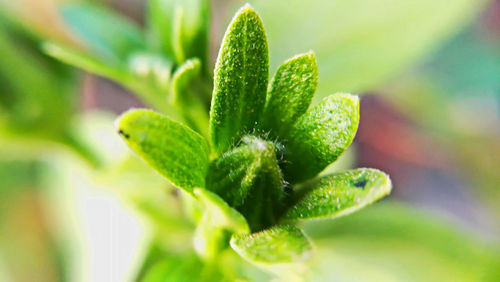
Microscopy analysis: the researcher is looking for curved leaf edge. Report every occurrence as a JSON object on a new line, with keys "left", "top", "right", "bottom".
{"left": 284, "top": 168, "right": 392, "bottom": 222}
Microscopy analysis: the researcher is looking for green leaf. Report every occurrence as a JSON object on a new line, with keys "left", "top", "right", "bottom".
{"left": 61, "top": 2, "right": 145, "bottom": 62}
{"left": 170, "top": 59, "right": 201, "bottom": 105}
{"left": 43, "top": 42, "right": 176, "bottom": 114}
{"left": 192, "top": 188, "right": 249, "bottom": 260}
{"left": 206, "top": 136, "right": 284, "bottom": 231}
{"left": 169, "top": 58, "right": 209, "bottom": 136}
{"left": 230, "top": 225, "right": 313, "bottom": 272}
{"left": 262, "top": 52, "right": 318, "bottom": 136}
{"left": 209, "top": 5, "right": 269, "bottom": 154}
{"left": 283, "top": 93, "right": 360, "bottom": 183}
{"left": 193, "top": 188, "right": 249, "bottom": 234}
{"left": 148, "top": 0, "right": 210, "bottom": 65}
{"left": 127, "top": 52, "right": 174, "bottom": 94}
{"left": 116, "top": 109, "right": 209, "bottom": 194}
{"left": 172, "top": 6, "right": 187, "bottom": 64}
{"left": 283, "top": 168, "right": 391, "bottom": 221}
{"left": 42, "top": 42, "right": 129, "bottom": 82}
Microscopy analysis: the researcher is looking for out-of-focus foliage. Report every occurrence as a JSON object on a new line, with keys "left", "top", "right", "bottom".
{"left": 0, "top": 16, "right": 74, "bottom": 137}
{"left": 148, "top": 0, "right": 211, "bottom": 67}
{"left": 383, "top": 26, "right": 500, "bottom": 218}
{"left": 0, "top": 160, "right": 68, "bottom": 282}
{"left": 304, "top": 203, "right": 500, "bottom": 281}
{"left": 44, "top": 0, "right": 212, "bottom": 132}
{"left": 0, "top": 13, "right": 100, "bottom": 165}
{"left": 0, "top": 0, "right": 73, "bottom": 43}
{"left": 224, "top": 0, "right": 489, "bottom": 100}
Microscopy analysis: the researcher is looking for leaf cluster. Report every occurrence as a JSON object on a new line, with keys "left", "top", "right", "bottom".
{"left": 117, "top": 4, "right": 391, "bottom": 276}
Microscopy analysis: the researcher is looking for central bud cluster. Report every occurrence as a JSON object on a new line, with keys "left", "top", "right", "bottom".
{"left": 207, "top": 135, "right": 285, "bottom": 231}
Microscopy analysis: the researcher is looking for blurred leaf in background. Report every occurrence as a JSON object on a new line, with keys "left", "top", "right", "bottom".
{"left": 0, "top": 0, "right": 74, "bottom": 44}
{"left": 221, "top": 0, "right": 489, "bottom": 101}
{"left": 43, "top": 0, "right": 213, "bottom": 126}
{"left": 0, "top": 9, "right": 99, "bottom": 165}
{"left": 304, "top": 202, "right": 500, "bottom": 281}
{"left": 0, "top": 160, "right": 68, "bottom": 282}
{"left": 382, "top": 11, "right": 500, "bottom": 220}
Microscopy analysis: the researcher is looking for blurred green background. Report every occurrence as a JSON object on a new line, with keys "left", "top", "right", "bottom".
{"left": 0, "top": 0, "right": 499, "bottom": 281}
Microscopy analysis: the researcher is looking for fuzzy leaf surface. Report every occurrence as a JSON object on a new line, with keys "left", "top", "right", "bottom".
{"left": 230, "top": 225, "right": 313, "bottom": 265}
{"left": 284, "top": 168, "right": 391, "bottom": 221}
{"left": 262, "top": 52, "right": 318, "bottom": 136}
{"left": 283, "top": 93, "right": 359, "bottom": 183}
{"left": 116, "top": 109, "right": 209, "bottom": 193}
{"left": 206, "top": 136, "right": 283, "bottom": 231}
{"left": 209, "top": 5, "right": 269, "bottom": 154}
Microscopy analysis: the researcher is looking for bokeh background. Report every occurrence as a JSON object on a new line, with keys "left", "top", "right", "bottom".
{"left": 0, "top": 0, "right": 499, "bottom": 281}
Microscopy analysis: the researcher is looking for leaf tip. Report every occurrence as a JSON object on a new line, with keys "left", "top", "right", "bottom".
{"left": 380, "top": 170, "right": 393, "bottom": 196}
{"left": 304, "top": 50, "right": 317, "bottom": 60}
{"left": 232, "top": 3, "right": 263, "bottom": 24}
{"left": 335, "top": 92, "right": 359, "bottom": 104}
{"left": 240, "top": 3, "right": 256, "bottom": 12}
{"left": 115, "top": 108, "right": 152, "bottom": 141}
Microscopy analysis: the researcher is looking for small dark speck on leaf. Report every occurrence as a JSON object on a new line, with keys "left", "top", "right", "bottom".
{"left": 170, "top": 187, "right": 180, "bottom": 198}
{"left": 354, "top": 179, "right": 367, "bottom": 189}
{"left": 118, "top": 129, "right": 130, "bottom": 139}
{"left": 283, "top": 184, "right": 293, "bottom": 194}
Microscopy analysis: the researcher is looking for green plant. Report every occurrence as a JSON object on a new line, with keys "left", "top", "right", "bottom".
{"left": 116, "top": 5, "right": 390, "bottom": 279}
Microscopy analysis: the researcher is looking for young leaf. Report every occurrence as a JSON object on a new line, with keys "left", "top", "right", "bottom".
{"left": 209, "top": 5, "right": 269, "bottom": 154}
{"left": 170, "top": 59, "right": 201, "bottom": 105}
{"left": 116, "top": 109, "right": 209, "bottom": 193}
{"left": 283, "top": 93, "right": 360, "bottom": 183}
{"left": 283, "top": 168, "right": 391, "bottom": 221}
{"left": 61, "top": 2, "right": 145, "bottom": 62}
{"left": 206, "top": 136, "right": 283, "bottom": 231}
{"left": 128, "top": 52, "right": 173, "bottom": 90}
{"left": 262, "top": 52, "right": 318, "bottom": 136}
{"left": 148, "top": 0, "right": 210, "bottom": 65}
{"left": 230, "top": 225, "right": 313, "bottom": 266}
{"left": 193, "top": 188, "right": 249, "bottom": 234}
{"left": 169, "top": 58, "right": 208, "bottom": 136}
{"left": 172, "top": 6, "right": 187, "bottom": 64}
{"left": 193, "top": 214, "right": 230, "bottom": 261}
